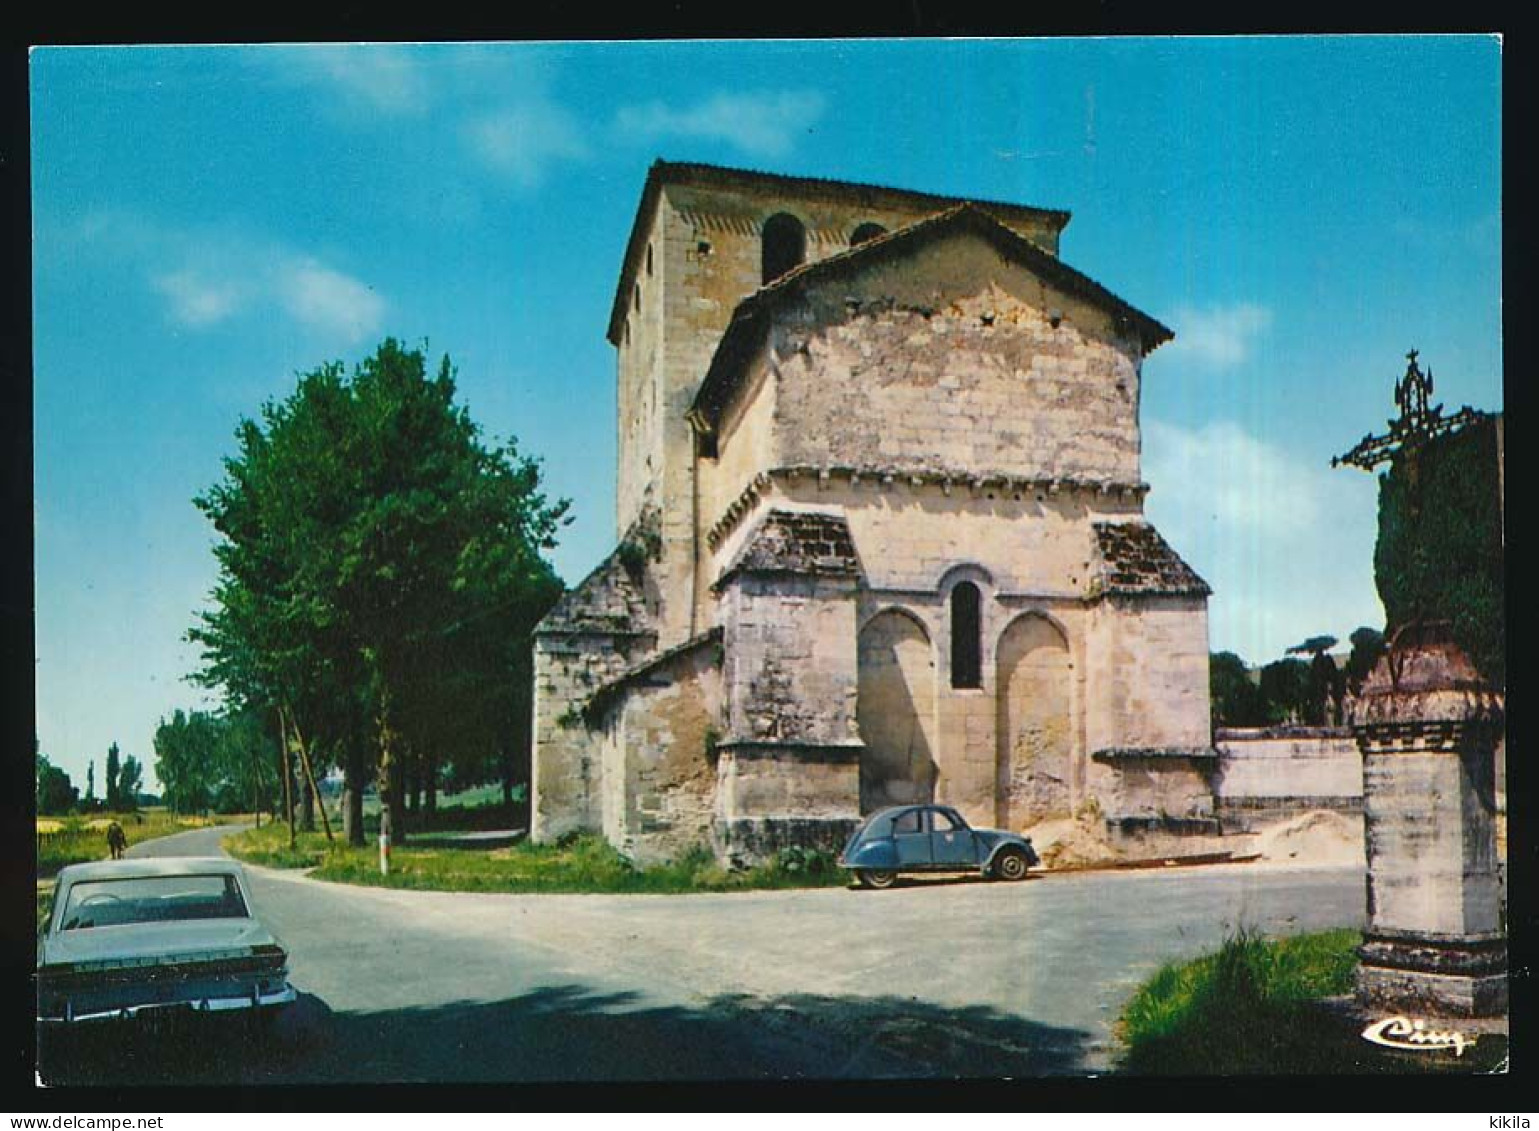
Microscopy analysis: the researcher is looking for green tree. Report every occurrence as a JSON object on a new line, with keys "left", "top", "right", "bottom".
{"left": 1285, "top": 636, "right": 1343, "bottom": 726}
{"left": 1374, "top": 417, "right": 1503, "bottom": 687}
{"left": 84, "top": 760, "right": 96, "bottom": 808}
{"left": 36, "top": 749, "right": 77, "bottom": 815}
{"left": 212, "top": 709, "right": 279, "bottom": 816}
{"left": 105, "top": 741, "right": 121, "bottom": 810}
{"left": 191, "top": 338, "right": 568, "bottom": 844}
{"left": 1258, "top": 658, "right": 1311, "bottom": 726}
{"left": 1345, "top": 626, "right": 1386, "bottom": 697}
{"left": 118, "top": 755, "right": 145, "bottom": 809}
{"left": 1209, "top": 651, "right": 1267, "bottom": 728}
{"left": 154, "top": 710, "right": 222, "bottom": 814}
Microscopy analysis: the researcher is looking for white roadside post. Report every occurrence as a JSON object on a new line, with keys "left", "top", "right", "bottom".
{"left": 379, "top": 806, "right": 391, "bottom": 876}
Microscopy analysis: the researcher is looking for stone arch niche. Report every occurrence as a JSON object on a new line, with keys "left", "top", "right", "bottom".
{"left": 857, "top": 608, "right": 938, "bottom": 813}
{"left": 995, "top": 612, "right": 1073, "bottom": 829}
{"left": 761, "top": 212, "right": 806, "bottom": 285}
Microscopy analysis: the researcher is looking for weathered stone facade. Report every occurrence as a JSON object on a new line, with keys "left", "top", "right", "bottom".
{"left": 533, "top": 161, "right": 1216, "bottom": 863}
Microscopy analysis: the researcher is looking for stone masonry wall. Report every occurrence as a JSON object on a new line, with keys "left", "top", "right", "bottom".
{"left": 1083, "top": 594, "right": 1211, "bottom": 756}
{"left": 1212, "top": 727, "right": 1363, "bottom": 831}
{"left": 612, "top": 181, "right": 1065, "bottom": 649}
{"left": 702, "top": 476, "right": 1141, "bottom": 609}
{"left": 767, "top": 235, "right": 1144, "bottom": 485}
{"left": 531, "top": 632, "right": 652, "bottom": 841}
{"left": 594, "top": 642, "right": 723, "bottom": 865}
{"left": 718, "top": 571, "right": 862, "bottom": 748}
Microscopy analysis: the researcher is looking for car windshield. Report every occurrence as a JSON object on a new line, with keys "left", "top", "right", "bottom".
{"left": 58, "top": 874, "right": 249, "bottom": 931}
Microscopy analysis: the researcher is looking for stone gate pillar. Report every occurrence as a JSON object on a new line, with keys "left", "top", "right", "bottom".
{"left": 1347, "top": 621, "right": 1506, "bottom": 1017}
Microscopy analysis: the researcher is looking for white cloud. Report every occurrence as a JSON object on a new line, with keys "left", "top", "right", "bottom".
{"left": 614, "top": 90, "right": 827, "bottom": 159}
{"left": 151, "top": 268, "right": 247, "bottom": 327}
{"left": 1163, "top": 302, "right": 1273, "bottom": 368}
{"left": 278, "top": 258, "right": 386, "bottom": 342}
{"left": 1142, "top": 417, "right": 1384, "bottom": 664}
{"left": 69, "top": 210, "right": 385, "bottom": 343}
{"left": 463, "top": 101, "right": 591, "bottom": 187}
{"left": 1145, "top": 418, "right": 1321, "bottom": 536}
{"left": 279, "top": 44, "right": 432, "bottom": 116}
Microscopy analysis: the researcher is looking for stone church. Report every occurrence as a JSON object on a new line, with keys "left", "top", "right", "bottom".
{"left": 532, "top": 161, "right": 1215, "bottom": 864}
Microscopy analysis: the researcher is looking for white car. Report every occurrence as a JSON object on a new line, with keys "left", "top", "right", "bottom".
{"left": 37, "top": 857, "right": 296, "bottom": 1025}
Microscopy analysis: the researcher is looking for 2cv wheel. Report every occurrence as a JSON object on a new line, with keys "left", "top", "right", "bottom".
{"left": 991, "top": 849, "right": 1031, "bottom": 882}
{"left": 857, "top": 868, "right": 898, "bottom": 890}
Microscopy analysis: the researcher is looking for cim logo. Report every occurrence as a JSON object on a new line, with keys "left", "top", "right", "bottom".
{"left": 1360, "top": 1015, "right": 1471, "bottom": 1057}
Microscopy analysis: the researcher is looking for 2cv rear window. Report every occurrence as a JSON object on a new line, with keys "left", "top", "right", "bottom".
{"left": 58, "top": 874, "right": 249, "bottom": 931}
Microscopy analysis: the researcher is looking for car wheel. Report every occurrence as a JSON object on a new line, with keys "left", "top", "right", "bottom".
{"left": 857, "top": 868, "right": 898, "bottom": 890}
{"left": 992, "top": 849, "right": 1030, "bottom": 882}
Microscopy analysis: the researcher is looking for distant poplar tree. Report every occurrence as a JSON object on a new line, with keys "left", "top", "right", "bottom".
{"left": 105, "top": 742, "right": 122, "bottom": 810}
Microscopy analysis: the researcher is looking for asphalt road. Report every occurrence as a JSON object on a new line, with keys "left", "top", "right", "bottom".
{"left": 39, "top": 825, "right": 1365, "bottom": 1085}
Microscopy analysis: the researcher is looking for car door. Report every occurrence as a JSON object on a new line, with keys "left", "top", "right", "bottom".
{"left": 891, "top": 807, "right": 932, "bottom": 868}
{"left": 929, "top": 807, "right": 979, "bottom": 868}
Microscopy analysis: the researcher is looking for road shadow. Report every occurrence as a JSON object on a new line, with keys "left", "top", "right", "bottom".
{"left": 38, "top": 983, "right": 1095, "bottom": 1086}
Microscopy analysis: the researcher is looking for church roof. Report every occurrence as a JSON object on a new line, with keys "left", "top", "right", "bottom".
{"left": 1089, "top": 521, "right": 1211, "bottom": 599}
{"left": 688, "top": 203, "right": 1175, "bottom": 431}
{"left": 535, "top": 509, "right": 657, "bottom": 637}
{"left": 607, "top": 160, "right": 1072, "bottom": 346}
{"left": 714, "top": 509, "right": 862, "bottom": 590}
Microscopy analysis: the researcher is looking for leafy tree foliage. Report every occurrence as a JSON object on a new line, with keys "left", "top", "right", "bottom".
{"left": 84, "top": 760, "right": 96, "bottom": 807}
{"left": 1258, "top": 658, "right": 1311, "bottom": 726}
{"left": 154, "top": 710, "right": 222, "bottom": 814}
{"left": 105, "top": 742, "right": 122, "bottom": 810}
{"left": 154, "top": 709, "right": 278, "bottom": 815}
{"left": 1285, "top": 636, "right": 1338, "bottom": 657}
{"left": 1374, "top": 417, "right": 1503, "bottom": 687}
{"left": 1209, "top": 651, "right": 1267, "bottom": 728}
{"left": 1282, "top": 636, "right": 1344, "bottom": 725}
{"left": 36, "top": 749, "right": 78, "bottom": 815}
{"left": 118, "top": 755, "right": 145, "bottom": 809}
{"left": 1345, "top": 626, "right": 1386, "bottom": 696}
{"left": 190, "top": 339, "right": 568, "bottom": 842}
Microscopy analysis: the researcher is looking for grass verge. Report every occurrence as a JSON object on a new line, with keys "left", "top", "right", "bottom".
{"left": 1119, "top": 927, "right": 1507, "bottom": 1074}
{"left": 224, "top": 821, "right": 850, "bottom": 895}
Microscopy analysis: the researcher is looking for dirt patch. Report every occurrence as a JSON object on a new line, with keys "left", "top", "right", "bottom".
{"left": 1252, "top": 810, "right": 1364, "bottom": 866}
{"left": 1023, "top": 815, "right": 1125, "bottom": 869}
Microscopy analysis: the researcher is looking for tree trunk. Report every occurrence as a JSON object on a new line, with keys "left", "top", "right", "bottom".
{"left": 376, "top": 687, "right": 407, "bottom": 846}
{"left": 425, "top": 752, "right": 438, "bottom": 819}
{"left": 343, "top": 742, "right": 366, "bottom": 847}
{"left": 287, "top": 706, "right": 334, "bottom": 843}
{"left": 389, "top": 753, "right": 407, "bottom": 845}
{"left": 298, "top": 766, "right": 316, "bottom": 832}
{"left": 501, "top": 739, "right": 514, "bottom": 807}
{"left": 277, "top": 707, "right": 296, "bottom": 850}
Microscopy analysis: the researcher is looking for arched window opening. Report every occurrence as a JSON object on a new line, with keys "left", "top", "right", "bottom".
{"left": 646, "top": 243, "right": 654, "bottom": 276}
{"left": 761, "top": 213, "right": 806, "bottom": 284}
{"left": 851, "top": 222, "right": 887, "bottom": 246}
{"left": 950, "top": 582, "right": 983, "bottom": 689}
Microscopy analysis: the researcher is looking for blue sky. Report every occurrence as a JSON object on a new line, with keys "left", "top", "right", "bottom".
{"left": 31, "top": 37, "right": 1502, "bottom": 792}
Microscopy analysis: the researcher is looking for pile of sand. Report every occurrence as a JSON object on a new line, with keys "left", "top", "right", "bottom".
{"left": 1252, "top": 810, "right": 1364, "bottom": 865}
{"left": 1022, "top": 815, "right": 1125, "bottom": 869}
